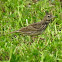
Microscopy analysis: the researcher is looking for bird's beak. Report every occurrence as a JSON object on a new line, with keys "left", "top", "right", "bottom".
{"left": 51, "top": 16, "right": 56, "bottom": 22}
{"left": 52, "top": 16, "right": 56, "bottom": 18}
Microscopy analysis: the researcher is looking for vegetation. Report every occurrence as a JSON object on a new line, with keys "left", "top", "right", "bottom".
{"left": 0, "top": 0, "right": 62, "bottom": 62}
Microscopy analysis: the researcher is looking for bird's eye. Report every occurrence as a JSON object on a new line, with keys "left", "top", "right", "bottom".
{"left": 48, "top": 15, "right": 50, "bottom": 17}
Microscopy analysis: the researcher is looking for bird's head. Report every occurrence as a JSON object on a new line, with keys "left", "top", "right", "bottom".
{"left": 44, "top": 11, "right": 55, "bottom": 23}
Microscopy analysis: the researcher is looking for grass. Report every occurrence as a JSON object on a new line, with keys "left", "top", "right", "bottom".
{"left": 0, "top": 0, "right": 62, "bottom": 62}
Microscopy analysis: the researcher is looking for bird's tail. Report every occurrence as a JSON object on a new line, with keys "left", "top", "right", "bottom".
{"left": 0, "top": 30, "right": 20, "bottom": 36}
{"left": 9, "top": 30, "right": 20, "bottom": 34}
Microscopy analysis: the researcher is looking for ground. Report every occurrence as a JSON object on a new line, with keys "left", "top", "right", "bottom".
{"left": 0, "top": 0, "right": 62, "bottom": 62}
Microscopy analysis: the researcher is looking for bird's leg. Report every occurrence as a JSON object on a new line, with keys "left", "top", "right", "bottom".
{"left": 31, "top": 36, "right": 38, "bottom": 42}
{"left": 32, "top": 36, "right": 45, "bottom": 42}
{"left": 27, "top": 36, "right": 37, "bottom": 45}
{"left": 39, "top": 37, "right": 45, "bottom": 40}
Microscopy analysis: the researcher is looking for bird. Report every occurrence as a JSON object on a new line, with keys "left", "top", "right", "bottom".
{"left": 7, "top": 11, "right": 55, "bottom": 36}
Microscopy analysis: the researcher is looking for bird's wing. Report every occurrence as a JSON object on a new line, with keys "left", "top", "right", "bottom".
{"left": 17, "top": 21, "right": 47, "bottom": 33}
{"left": 18, "top": 25, "right": 38, "bottom": 32}
{"left": 30, "top": 22, "right": 47, "bottom": 30}
{"left": 29, "top": 22, "right": 42, "bottom": 29}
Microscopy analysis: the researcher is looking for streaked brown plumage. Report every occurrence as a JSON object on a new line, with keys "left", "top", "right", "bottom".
{"left": 9, "top": 11, "right": 55, "bottom": 36}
